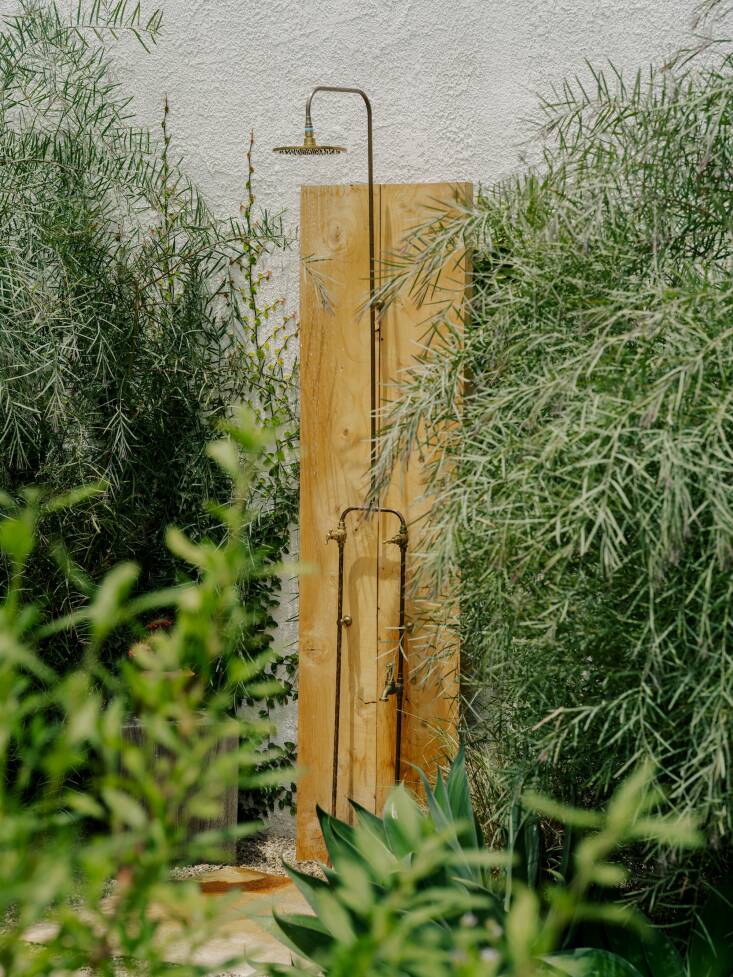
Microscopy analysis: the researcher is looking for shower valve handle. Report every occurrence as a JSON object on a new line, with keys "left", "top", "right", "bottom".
{"left": 380, "top": 662, "right": 398, "bottom": 700}
{"left": 385, "top": 527, "right": 409, "bottom": 549}
{"left": 326, "top": 524, "right": 347, "bottom": 546}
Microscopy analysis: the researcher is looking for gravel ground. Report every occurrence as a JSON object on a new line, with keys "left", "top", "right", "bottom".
{"left": 13, "top": 834, "right": 321, "bottom": 977}
{"left": 169, "top": 862, "right": 226, "bottom": 880}
{"left": 237, "top": 829, "right": 323, "bottom": 878}
{"left": 157, "top": 806, "right": 322, "bottom": 884}
{"left": 169, "top": 826, "right": 324, "bottom": 881}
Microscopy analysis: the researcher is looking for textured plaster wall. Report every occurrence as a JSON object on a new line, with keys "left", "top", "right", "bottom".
{"left": 114, "top": 0, "right": 693, "bottom": 299}
{"left": 110, "top": 0, "right": 693, "bottom": 763}
{"left": 112, "top": 0, "right": 694, "bottom": 209}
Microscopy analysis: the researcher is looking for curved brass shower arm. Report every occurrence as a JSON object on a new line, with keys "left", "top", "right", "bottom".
{"left": 303, "top": 87, "right": 378, "bottom": 486}
{"left": 303, "top": 88, "right": 373, "bottom": 247}
{"left": 304, "top": 86, "right": 372, "bottom": 142}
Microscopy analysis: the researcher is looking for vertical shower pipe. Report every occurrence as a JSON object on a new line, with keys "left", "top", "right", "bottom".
{"left": 306, "top": 88, "right": 380, "bottom": 817}
{"left": 305, "top": 85, "right": 407, "bottom": 815}
{"left": 308, "top": 90, "right": 405, "bottom": 813}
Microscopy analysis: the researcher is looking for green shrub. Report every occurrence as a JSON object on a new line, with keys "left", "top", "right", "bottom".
{"left": 268, "top": 754, "right": 709, "bottom": 977}
{"left": 0, "top": 409, "right": 289, "bottom": 975}
{"left": 0, "top": 0, "right": 296, "bottom": 662}
{"left": 0, "top": 0, "right": 298, "bottom": 817}
{"left": 375, "top": 24, "right": 733, "bottom": 906}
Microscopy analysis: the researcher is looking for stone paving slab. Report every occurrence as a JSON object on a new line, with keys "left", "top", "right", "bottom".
{"left": 163, "top": 870, "right": 310, "bottom": 973}
{"left": 23, "top": 868, "right": 313, "bottom": 976}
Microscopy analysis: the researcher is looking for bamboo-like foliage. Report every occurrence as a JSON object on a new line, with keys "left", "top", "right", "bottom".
{"left": 374, "top": 33, "right": 733, "bottom": 906}
{"left": 0, "top": 2, "right": 297, "bottom": 697}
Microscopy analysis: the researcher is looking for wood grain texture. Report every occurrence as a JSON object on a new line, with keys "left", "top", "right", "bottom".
{"left": 377, "top": 182, "right": 470, "bottom": 803}
{"left": 297, "top": 184, "right": 379, "bottom": 859}
{"left": 298, "top": 182, "right": 470, "bottom": 857}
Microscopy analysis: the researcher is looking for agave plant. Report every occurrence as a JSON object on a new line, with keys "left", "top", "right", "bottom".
{"left": 266, "top": 754, "right": 709, "bottom": 977}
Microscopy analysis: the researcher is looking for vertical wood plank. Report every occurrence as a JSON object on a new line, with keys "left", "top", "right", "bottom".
{"left": 376, "top": 182, "right": 471, "bottom": 802}
{"left": 297, "top": 184, "right": 378, "bottom": 859}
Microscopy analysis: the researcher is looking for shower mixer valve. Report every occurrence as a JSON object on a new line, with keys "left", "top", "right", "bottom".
{"left": 326, "top": 504, "right": 409, "bottom": 815}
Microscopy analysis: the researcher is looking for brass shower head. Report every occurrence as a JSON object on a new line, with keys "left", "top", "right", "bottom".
{"left": 273, "top": 124, "right": 346, "bottom": 156}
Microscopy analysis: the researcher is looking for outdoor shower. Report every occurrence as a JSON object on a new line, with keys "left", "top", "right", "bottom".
{"left": 274, "top": 87, "right": 409, "bottom": 816}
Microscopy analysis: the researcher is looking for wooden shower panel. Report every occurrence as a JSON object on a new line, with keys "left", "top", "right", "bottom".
{"left": 297, "top": 181, "right": 471, "bottom": 860}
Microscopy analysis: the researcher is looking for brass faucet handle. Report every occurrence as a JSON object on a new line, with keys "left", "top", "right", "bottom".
{"left": 326, "top": 523, "right": 347, "bottom": 545}
{"left": 380, "top": 662, "right": 398, "bottom": 701}
{"left": 384, "top": 527, "right": 408, "bottom": 548}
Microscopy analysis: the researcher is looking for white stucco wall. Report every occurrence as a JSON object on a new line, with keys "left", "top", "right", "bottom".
{"left": 114, "top": 0, "right": 693, "bottom": 289}
{"left": 110, "top": 0, "right": 695, "bottom": 763}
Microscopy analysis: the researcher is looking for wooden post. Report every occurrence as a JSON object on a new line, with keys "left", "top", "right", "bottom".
{"left": 297, "top": 181, "right": 471, "bottom": 860}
